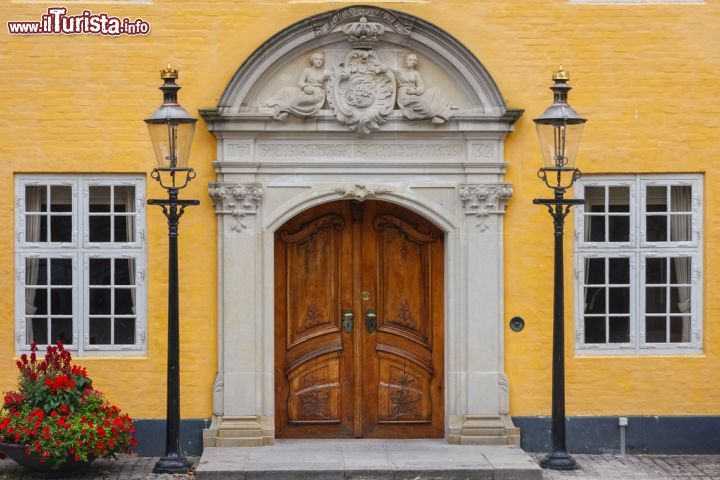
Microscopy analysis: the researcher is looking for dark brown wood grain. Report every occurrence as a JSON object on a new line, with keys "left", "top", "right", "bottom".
{"left": 275, "top": 200, "right": 444, "bottom": 438}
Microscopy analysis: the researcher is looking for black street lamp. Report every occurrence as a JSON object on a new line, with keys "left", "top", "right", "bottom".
{"left": 532, "top": 66, "right": 587, "bottom": 471}
{"left": 145, "top": 66, "right": 199, "bottom": 475}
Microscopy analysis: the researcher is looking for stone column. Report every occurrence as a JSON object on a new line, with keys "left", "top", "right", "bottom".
{"left": 448, "top": 184, "right": 520, "bottom": 445}
{"left": 203, "top": 183, "right": 273, "bottom": 447}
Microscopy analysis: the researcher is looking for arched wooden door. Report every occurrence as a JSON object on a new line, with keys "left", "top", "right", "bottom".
{"left": 275, "top": 200, "right": 444, "bottom": 438}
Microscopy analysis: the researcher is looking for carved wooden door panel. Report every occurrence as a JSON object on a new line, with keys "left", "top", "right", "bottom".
{"left": 275, "top": 200, "right": 443, "bottom": 438}
{"left": 275, "top": 201, "right": 355, "bottom": 437}
{"left": 360, "top": 201, "right": 444, "bottom": 438}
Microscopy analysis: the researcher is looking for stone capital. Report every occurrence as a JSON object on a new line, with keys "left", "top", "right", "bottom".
{"left": 208, "top": 182, "right": 263, "bottom": 231}
{"left": 459, "top": 183, "right": 513, "bottom": 231}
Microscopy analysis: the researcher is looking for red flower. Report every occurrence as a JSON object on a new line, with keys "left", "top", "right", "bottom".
{"left": 45, "top": 374, "right": 75, "bottom": 393}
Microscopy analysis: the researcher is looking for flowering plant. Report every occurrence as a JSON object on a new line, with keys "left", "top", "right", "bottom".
{"left": 0, "top": 342, "right": 137, "bottom": 469}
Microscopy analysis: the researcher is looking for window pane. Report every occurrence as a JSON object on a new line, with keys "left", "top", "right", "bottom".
{"left": 646, "top": 186, "right": 667, "bottom": 212}
{"left": 609, "top": 258, "right": 630, "bottom": 284}
{"left": 609, "top": 288, "right": 629, "bottom": 314}
{"left": 25, "top": 215, "right": 47, "bottom": 242}
{"left": 115, "top": 259, "right": 135, "bottom": 286}
{"left": 646, "top": 215, "right": 667, "bottom": 242}
{"left": 115, "top": 289, "right": 135, "bottom": 315}
{"left": 114, "top": 216, "right": 134, "bottom": 242}
{"left": 584, "top": 287, "right": 606, "bottom": 314}
{"left": 50, "top": 318, "right": 73, "bottom": 345}
{"left": 50, "top": 289, "right": 72, "bottom": 315}
{"left": 25, "top": 288, "right": 47, "bottom": 315}
{"left": 608, "top": 216, "right": 629, "bottom": 242}
{"left": 89, "top": 318, "right": 111, "bottom": 345}
{"left": 25, "top": 186, "right": 47, "bottom": 212}
{"left": 586, "top": 216, "right": 605, "bottom": 242}
{"left": 25, "top": 258, "right": 47, "bottom": 285}
{"left": 50, "top": 186, "right": 72, "bottom": 212}
{"left": 670, "top": 215, "right": 692, "bottom": 241}
{"left": 114, "top": 186, "right": 136, "bottom": 213}
{"left": 670, "top": 316, "right": 691, "bottom": 343}
{"left": 50, "top": 258, "right": 72, "bottom": 285}
{"left": 27, "top": 318, "right": 48, "bottom": 345}
{"left": 585, "top": 258, "right": 605, "bottom": 285}
{"left": 608, "top": 186, "right": 630, "bottom": 212}
{"left": 646, "top": 257, "right": 666, "bottom": 284}
{"left": 584, "top": 186, "right": 605, "bottom": 212}
{"left": 609, "top": 316, "right": 630, "bottom": 343}
{"left": 89, "top": 288, "right": 111, "bottom": 314}
{"left": 115, "top": 318, "right": 136, "bottom": 345}
{"left": 50, "top": 216, "right": 72, "bottom": 243}
{"left": 646, "top": 316, "right": 667, "bottom": 343}
{"left": 670, "top": 257, "right": 691, "bottom": 284}
{"left": 670, "top": 287, "right": 692, "bottom": 314}
{"left": 89, "top": 216, "right": 111, "bottom": 242}
{"left": 89, "top": 186, "right": 111, "bottom": 213}
{"left": 646, "top": 287, "right": 667, "bottom": 313}
{"left": 670, "top": 186, "right": 692, "bottom": 212}
{"left": 584, "top": 317, "right": 606, "bottom": 344}
{"left": 89, "top": 258, "right": 111, "bottom": 285}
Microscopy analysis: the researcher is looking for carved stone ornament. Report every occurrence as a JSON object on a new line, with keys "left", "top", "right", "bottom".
{"left": 326, "top": 49, "right": 396, "bottom": 134}
{"left": 314, "top": 6, "right": 413, "bottom": 36}
{"left": 332, "top": 183, "right": 393, "bottom": 201}
{"left": 208, "top": 183, "right": 263, "bottom": 231}
{"left": 459, "top": 184, "right": 513, "bottom": 231}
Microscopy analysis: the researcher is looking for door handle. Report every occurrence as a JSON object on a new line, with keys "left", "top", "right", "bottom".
{"left": 365, "top": 309, "right": 377, "bottom": 333}
{"left": 341, "top": 309, "right": 354, "bottom": 333}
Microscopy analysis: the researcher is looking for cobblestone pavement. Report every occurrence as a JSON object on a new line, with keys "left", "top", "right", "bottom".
{"left": 0, "top": 454, "right": 718, "bottom": 479}
{"left": 532, "top": 454, "right": 720, "bottom": 480}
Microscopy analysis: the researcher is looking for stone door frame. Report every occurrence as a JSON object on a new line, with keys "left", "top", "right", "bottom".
{"left": 201, "top": 5, "right": 523, "bottom": 447}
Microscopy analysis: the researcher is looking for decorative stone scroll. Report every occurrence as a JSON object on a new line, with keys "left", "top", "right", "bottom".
{"left": 459, "top": 184, "right": 513, "bottom": 231}
{"left": 208, "top": 183, "right": 263, "bottom": 231}
{"left": 332, "top": 183, "right": 393, "bottom": 201}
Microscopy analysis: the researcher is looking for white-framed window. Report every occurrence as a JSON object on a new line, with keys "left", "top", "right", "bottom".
{"left": 15, "top": 175, "right": 146, "bottom": 355}
{"left": 574, "top": 174, "right": 702, "bottom": 354}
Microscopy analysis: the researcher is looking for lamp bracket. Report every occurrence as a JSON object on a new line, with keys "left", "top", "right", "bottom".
{"left": 151, "top": 167, "right": 196, "bottom": 190}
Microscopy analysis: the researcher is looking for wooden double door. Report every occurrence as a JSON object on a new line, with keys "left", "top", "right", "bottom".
{"left": 275, "top": 200, "right": 444, "bottom": 438}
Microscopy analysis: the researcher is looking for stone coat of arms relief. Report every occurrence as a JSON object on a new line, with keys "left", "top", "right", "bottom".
{"left": 262, "top": 16, "right": 454, "bottom": 133}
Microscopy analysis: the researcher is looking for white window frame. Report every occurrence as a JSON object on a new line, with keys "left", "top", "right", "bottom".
{"left": 574, "top": 174, "right": 702, "bottom": 355}
{"left": 15, "top": 174, "right": 146, "bottom": 356}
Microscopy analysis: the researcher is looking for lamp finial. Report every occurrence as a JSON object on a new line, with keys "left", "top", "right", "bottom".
{"left": 161, "top": 65, "right": 178, "bottom": 80}
{"left": 552, "top": 65, "right": 570, "bottom": 82}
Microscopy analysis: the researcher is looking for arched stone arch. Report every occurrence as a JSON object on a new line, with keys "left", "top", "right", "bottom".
{"left": 263, "top": 184, "right": 459, "bottom": 234}
{"left": 203, "top": 5, "right": 521, "bottom": 447}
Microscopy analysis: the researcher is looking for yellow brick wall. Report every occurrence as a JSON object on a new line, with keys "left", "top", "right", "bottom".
{"left": 1, "top": 1, "right": 718, "bottom": 420}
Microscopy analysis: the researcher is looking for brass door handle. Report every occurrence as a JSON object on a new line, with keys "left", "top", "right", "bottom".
{"left": 365, "top": 309, "right": 377, "bottom": 333}
{"left": 341, "top": 309, "right": 354, "bottom": 333}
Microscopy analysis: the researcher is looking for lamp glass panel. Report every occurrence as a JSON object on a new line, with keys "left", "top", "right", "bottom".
{"left": 147, "top": 121, "right": 195, "bottom": 169}
{"left": 536, "top": 122, "right": 584, "bottom": 168}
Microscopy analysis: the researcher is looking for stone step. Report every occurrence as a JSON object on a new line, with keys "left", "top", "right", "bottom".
{"left": 196, "top": 439, "right": 542, "bottom": 480}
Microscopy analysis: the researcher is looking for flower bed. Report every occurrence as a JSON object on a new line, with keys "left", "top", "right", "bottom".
{"left": 0, "top": 342, "right": 136, "bottom": 471}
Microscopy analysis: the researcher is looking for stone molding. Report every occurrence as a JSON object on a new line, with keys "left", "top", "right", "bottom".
{"left": 459, "top": 183, "right": 513, "bottom": 231}
{"left": 208, "top": 183, "right": 263, "bottom": 231}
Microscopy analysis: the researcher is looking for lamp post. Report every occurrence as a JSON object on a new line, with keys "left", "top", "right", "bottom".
{"left": 145, "top": 66, "right": 199, "bottom": 475}
{"left": 532, "top": 66, "right": 587, "bottom": 471}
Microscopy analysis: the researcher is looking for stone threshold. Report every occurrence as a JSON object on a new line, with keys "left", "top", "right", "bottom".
{"left": 195, "top": 439, "right": 541, "bottom": 480}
